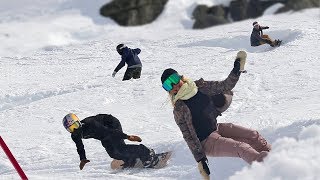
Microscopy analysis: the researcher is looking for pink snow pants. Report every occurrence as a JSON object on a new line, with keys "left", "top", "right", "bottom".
{"left": 201, "top": 123, "right": 271, "bottom": 164}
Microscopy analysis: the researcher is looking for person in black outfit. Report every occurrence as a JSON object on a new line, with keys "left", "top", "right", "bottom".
{"left": 250, "top": 21, "right": 281, "bottom": 47}
{"left": 62, "top": 113, "right": 158, "bottom": 170}
{"left": 112, "top": 44, "right": 143, "bottom": 81}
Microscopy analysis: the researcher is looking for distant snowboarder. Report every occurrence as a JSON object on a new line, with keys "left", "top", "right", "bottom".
{"left": 62, "top": 113, "right": 160, "bottom": 170}
{"left": 160, "top": 51, "right": 271, "bottom": 179}
{"left": 250, "top": 21, "right": 281, "bottom": 47}
{"left": 112, "top": 44, "right": 142, "bottom": 81}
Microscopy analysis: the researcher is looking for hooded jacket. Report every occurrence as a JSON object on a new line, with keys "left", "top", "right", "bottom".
{"left": 173, "top": 71, "right": 239, "bottom": 162}
{"left": 114, "top": 47, "right": 142, "bottom": 72}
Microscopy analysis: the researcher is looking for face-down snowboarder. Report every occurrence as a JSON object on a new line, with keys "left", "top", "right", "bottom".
{"left": 250, "top": 21, "right": 281, "bottom": 47}
{"left": 160, "top": 52, "right": 271, "bottom": 179}
{"left": 62, "top": 113, "right": 159, "bottom": 170}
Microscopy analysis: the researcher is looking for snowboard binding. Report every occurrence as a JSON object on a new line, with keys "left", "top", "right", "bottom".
{"left": 275, "top": 39, "right": 282, "bottom": 47}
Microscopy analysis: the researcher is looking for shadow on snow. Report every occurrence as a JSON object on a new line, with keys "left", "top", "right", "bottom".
{"left": 178, "top": 29, "right": 302, "bottom": 53}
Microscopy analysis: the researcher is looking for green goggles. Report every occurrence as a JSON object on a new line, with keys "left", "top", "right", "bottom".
{"left": 162, "top": 73, "right": 181, "bottom": 91}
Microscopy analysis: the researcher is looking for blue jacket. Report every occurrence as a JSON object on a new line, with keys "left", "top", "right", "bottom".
{"left": 250, "top": 26, "right": 269, "bottom": 46}
{"left": 114, "top": 47, "right": 142, "bottom": 72}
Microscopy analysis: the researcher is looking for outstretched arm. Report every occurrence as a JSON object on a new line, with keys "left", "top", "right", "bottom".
{"left": 71, "top": 130, "right": 91, "bottom": 170}
{"left": 114, "top": 57, "right": 126, "bottom": 73}
{"left": 197, "top": 57, "right": 242, "bottom": 96}
{"left": 71, "top": 130, "right": 87, "bottom": 161}
{"left": 196, "top": 71, "right": 240, "bottom": 96}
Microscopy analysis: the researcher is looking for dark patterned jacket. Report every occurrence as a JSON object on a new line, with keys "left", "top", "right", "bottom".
{"left": 250, "top": 26, "right": 269, "bottom": 46}
{"left": 173, "top": 71, "right": 240, "bottom": 162}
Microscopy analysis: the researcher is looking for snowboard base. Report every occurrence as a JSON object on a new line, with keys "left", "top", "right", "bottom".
{"left": 111, "top": 151, "right": 172, "bottom": 170}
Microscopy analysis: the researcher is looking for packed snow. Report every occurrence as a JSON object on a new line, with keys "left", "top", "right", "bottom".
{"left": 0, "top": 0, "right": 319, "bottom": 180}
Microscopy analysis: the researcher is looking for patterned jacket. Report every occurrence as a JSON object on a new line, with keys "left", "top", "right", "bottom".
{"left": 173, "top": 71, "right": 240, "bottom": 162}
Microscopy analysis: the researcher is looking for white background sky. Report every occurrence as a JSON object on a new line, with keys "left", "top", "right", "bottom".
{"left": 0, "top": 0, "right": 319, "bottom": 179}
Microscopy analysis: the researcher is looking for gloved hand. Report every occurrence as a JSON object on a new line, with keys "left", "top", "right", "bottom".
{"left": 265, "top": 26, "right": 269, "bottom": 29}
{"left": 112, "top": 71, "right": 117, "bottom": 77}
{"left": 198, "top": 158, "right": 210, "bottom": 180}
{"left": 127, "top": 135, "right": 142, "bottom": 142}
{"left": 232, "top": 58, "right": 241, "bottom": 76}
{"left": 79, "top": 159, "right": 90, "bottom": 170}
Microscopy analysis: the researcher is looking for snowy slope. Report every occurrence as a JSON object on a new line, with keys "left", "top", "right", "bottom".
{"left": 0, "top": 0, "right": 320, "bottom": 179}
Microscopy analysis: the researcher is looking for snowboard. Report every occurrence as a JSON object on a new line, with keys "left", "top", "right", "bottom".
{"left": 110, "top": 151, "right": 172, "bottom": 170}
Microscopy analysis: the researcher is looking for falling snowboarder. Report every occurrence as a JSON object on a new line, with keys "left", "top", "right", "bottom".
{"left": 62, "top": 113, "right": 165, "bottom": 170}
{"left": 160, "top": 51, "right": 271, "bottom": 179}
{"left": 250, "top": 21, "right": 281, "bottom": 47}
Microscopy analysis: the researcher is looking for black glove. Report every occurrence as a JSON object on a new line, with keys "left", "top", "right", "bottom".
{"left": 265, "top": 26, "right": 269, "bottom": 29}
{"left": 198, "top": 158, "right": 210, "bottom": 179}
{"left": 232, "top": 58, "right": 241, "bottom": 76}
{"left": 79, "top": 159, "right": 90, "bottom": 170}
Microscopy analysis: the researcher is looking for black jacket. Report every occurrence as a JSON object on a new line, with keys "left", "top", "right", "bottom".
{"left": 250, "top": 26, "right": 269, "bottom": 46}
{"left": 71, "top": 114, "right": 128, "bottom": 160}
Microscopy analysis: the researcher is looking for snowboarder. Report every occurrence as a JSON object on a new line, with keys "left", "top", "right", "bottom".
{"left": 62, "top": 113, "right": 159, "bottom": 170}
{"left": 250, "top": 21, "right": 281, "bottom": 47}
{"left": 112, "top": 44, "right": 142, "bottom": 81}
{"left": 160, "top": 52, "right": 271, "bottom": 179}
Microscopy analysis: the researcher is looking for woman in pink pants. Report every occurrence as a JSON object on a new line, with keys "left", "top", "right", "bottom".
{"left": 160, "top": 52, "right": 271, "bottom": 179}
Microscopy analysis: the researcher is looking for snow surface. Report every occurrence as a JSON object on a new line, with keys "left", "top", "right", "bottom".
{"left": 0, "top": 0, "right": 320, "bottom": 180}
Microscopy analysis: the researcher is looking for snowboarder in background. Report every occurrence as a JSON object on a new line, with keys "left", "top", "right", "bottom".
{"left": 160, "top": 52, "right": 271, "bottom": 179}
{"left": 112, "top": 44, "right": 142, "bottom": 81}
{"left": 62, "top": 113, "right": 159, "bottom": 170}
{"left": 250, "top": 21, "right": 281, "bottom": 47}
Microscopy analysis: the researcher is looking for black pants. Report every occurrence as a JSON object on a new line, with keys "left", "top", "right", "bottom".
{"left": 101, "top": 118, "right": 150, "bottom": 165}
{"left": 122, "top": 67, "right": 142, "bottom": 81}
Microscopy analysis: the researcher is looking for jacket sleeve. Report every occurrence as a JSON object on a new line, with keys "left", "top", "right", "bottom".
{"left": 133, "top": 48, "right": 141, "bottom": 54}
{"left": 173, "top": 101, "right": 206, "bottom": 162}
{"left": 114, "top": 56, "right": 126, "bottom": 72}
{"left": 71, "top": 131, "right": 87, "bottom": 160}
{"left": 196, "top": 71, "right": 240, "bottom": 96}
{"left": 261, "top": 26, "right": 269, "bottom": 30}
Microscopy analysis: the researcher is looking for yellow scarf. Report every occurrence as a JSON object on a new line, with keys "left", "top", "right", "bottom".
{"left": 172, "top": 78, "right": 198, "bottom": 105}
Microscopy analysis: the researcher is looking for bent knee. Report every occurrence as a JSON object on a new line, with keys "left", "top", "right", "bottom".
{"left": 250, "top": 130, "right": 260, "bottom": 139}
